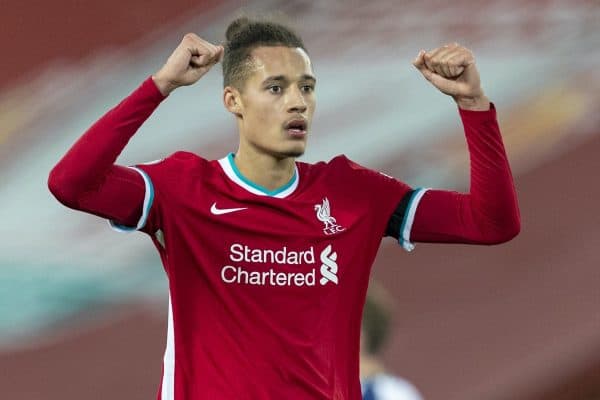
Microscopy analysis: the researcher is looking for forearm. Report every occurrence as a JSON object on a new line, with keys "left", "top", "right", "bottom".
{"left": 412, "top": 104, "right": 520, "bottom": 244}
{"left": 48, "top": 77, "right": 165, "bottom": 206}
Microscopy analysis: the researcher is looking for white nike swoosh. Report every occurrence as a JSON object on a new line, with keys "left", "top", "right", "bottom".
{"left": 210, "top": 202, "right": 248, "bottom": 215}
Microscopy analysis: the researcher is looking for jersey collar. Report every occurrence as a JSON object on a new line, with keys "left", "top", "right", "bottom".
{"left": 218, "top": 153, "right": 299, "bottom": 198}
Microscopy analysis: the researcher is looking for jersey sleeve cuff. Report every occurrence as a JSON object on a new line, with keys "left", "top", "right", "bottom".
{"left": 142, "top": 76, "right": 168, "bottom": 102}
{"left": 458, "top": 102, "right": 497, "bottom": 122}
{"left": 398, "top": 188, "right": 429, "bottom": 251}
{"left": 108, "top": 166, "right": 154, "bottom": 233}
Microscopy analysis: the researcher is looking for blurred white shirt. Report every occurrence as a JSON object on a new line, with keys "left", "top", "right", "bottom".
{"left": 361, "top": 374, "right": 424, "bottom": 400}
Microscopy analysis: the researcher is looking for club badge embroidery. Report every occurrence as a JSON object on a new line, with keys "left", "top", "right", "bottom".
{"left": 314, "top": 197, "right": 346, "bottom": 235}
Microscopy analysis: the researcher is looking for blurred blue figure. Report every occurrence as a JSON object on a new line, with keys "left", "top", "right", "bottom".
{"left": 361, "top": 284, "right": 423, "bottom": 400}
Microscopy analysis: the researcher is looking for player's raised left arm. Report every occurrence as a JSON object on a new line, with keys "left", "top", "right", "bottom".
{"left": 413, "top": 43, "right": 489, "bottom": 110}
{"left": 406, "top": 44, "right": 520, "bottom": 245}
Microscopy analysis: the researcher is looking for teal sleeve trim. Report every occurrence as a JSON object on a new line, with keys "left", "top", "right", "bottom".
{"left": 109, "top": 166, "right": 154, "bottom": 233}
{"left": 398, "top": 188, "right": 429, "bottom": 252}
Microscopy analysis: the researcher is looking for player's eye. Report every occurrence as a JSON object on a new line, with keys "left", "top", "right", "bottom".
{"left": 301, "top": 85, "right": 314, "bottom": 93}
{"left": 268, "top": 85, "right": 282, "bottom": 94}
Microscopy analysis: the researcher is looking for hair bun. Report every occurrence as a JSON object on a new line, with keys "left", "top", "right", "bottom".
{"left": 225, "top": 17, "right": 251, "bottom": 41}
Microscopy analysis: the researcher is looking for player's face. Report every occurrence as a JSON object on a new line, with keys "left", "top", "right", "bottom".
{"left": 236, "top": 46, "right": 316, "bottom": 158}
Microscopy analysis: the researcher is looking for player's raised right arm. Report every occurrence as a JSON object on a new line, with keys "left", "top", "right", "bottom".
{"left": 152, "top": 33, "right": 224, "bottom": 95}
{"left": 48, "top": 34, "right": 223, "bottom": 227}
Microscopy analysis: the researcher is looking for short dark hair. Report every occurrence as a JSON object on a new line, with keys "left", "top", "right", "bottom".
{"left": 222, "top": 16, "right": 307, "bottom": 90}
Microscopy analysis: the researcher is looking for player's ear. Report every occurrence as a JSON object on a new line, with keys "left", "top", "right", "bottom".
{"left": 223, "top": 86, "right": 243, "bottom": 117}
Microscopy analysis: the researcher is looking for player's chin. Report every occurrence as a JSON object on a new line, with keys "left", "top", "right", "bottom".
{"left": 281, "top": 147, "right": 305, "bottom": 158}
{"left": 279, "top": 143, "right": 306, "bottom": 158}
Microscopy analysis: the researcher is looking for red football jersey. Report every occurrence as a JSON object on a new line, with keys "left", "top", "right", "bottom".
{"left": 48, "top": 76, "right": 518, "bottom": 399}
{"left": 110, "top": 151, "right": 416, "bottom": 399}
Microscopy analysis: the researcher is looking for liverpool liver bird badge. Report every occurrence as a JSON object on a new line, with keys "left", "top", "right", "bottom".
{"left": 314, "top": 198, "right": 345, "bottom": 235}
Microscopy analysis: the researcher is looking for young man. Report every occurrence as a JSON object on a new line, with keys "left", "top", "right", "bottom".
{"left": 48, "top": 17, "right": 520, "bottom": 400}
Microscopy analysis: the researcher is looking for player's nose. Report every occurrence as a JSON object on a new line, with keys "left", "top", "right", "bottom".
{"left": 286, "top": 87, "right": 307, "bottom": 113}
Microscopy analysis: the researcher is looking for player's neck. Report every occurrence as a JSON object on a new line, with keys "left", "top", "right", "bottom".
{"left": 233, "top": 148, "right": 296, "bottom": 192}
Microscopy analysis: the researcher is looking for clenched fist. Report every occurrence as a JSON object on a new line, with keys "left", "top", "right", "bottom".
{"left": 413, "top": 43, "right": 489, "bottom": 111}
{"left": 153, "top": 33, "right": 224, "bottom": 96}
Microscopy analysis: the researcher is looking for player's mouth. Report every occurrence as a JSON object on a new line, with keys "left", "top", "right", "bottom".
{"left": 284, "top": 118, "right": 308, "bottom": 138}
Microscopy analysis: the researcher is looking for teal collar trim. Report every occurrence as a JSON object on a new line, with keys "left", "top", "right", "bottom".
{"left": 221, "top": 153, "right": 299, "bottom": 198}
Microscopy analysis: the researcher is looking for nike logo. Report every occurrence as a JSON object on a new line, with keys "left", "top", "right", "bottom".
{"left": 210, "top": 202, "right": 248, "bottom": 215}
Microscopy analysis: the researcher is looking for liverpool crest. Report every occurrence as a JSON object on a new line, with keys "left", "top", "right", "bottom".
{"left": 314, "top": 197, "right": 345, "bottom": 235}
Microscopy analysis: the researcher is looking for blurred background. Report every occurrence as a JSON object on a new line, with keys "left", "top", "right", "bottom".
{"left": 1, "top": 0, "right": 599, "bottom": 399}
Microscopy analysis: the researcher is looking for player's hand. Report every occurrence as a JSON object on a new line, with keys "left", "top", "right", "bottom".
{"left": 412, "top": 43, "right": 489, "bottom": 111}
{"left": 152, "top": 33, "right": 224, "bottom": 96}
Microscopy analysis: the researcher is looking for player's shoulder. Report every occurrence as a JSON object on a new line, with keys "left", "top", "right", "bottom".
{"left": 300, "top": 154, "right": 361, "bottom": 173}
{"left": 301, "top": 154, "right": 385, "bottom": 179}
{"left": 131, "top": 151, "right": 218, "bottom": 193}
{"left": 136, "top": 151, "right": 210, "bottom": 173}
{"left": 161, "top": 150, "right": 209, "bottom": 166}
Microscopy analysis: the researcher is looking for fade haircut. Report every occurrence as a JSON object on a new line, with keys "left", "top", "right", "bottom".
{"left": 222, "top": 16, "right": 307, "bottom": 90}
